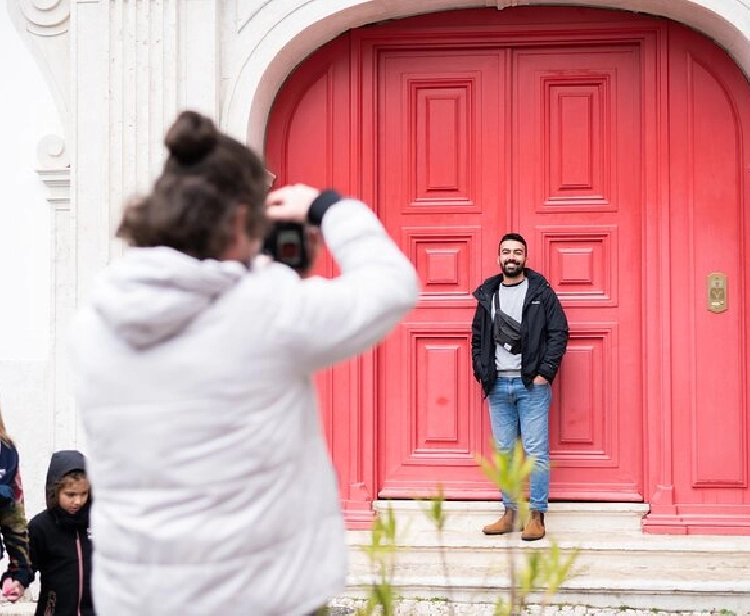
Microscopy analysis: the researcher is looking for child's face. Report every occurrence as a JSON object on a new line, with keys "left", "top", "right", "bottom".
{"left": 58, "top": 477, "right": 90, "bottom": 514}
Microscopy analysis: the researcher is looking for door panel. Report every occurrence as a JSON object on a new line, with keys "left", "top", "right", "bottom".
{"left": 514, "top": 47, "right": 643, "bottom": 499}
{"left": 377, "top": 51, "right": 504, "bottom": 497}
{"left": 659, "top": 23, "right": 750, "bottom": 528}
{"left": 265, "top": 39, "right": 381, "bottom": 523}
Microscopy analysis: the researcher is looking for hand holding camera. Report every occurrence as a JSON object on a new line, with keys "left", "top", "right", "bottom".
{"left": 263, "top": 184, "right": 326, "bottom": 274}
{"left": 266, "top": 184, "right": 320, "bottom": 222}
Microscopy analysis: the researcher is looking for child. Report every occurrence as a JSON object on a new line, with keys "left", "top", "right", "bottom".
{"left": 29, "top": 450, "right": 94, "bottom": 616}
{"left": 0, "top": 406, "right": 33, "bottom": 603}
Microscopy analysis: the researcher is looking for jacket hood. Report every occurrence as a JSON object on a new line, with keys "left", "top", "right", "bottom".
{"left": 45, "top": 450, "right": 87, "bottom": 508}
{"left": 91, "top": 247, "right": 247, "bottom": 350}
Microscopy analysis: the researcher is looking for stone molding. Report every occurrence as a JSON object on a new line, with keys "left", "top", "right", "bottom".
{"left": 487, "top": 0, "right": 532, "bottom": 7}
{"left": 36, "top": 134, "right": 70, "bottom": 211}
{"left": 9, "top": 0, "right": 70, "bottom": 120}
{"left": 236, "top": 0, "right": 266, "bottom": 33}
{"left": 222, "top": 0, "right": 750, "bottom": 150}
{"left": 19, "top": 0, "right": 70, "bottom": 36}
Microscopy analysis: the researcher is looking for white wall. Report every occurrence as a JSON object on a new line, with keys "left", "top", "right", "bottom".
{"left": 0, "top": 4, "right": 61, "bottom": 522}
{"left": 0, "top": 4, "right": 58, "bottom": 361}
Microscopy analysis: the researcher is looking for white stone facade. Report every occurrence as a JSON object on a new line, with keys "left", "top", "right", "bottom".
{"left": 5, "top": 0, "right": 750, "bottom": 517}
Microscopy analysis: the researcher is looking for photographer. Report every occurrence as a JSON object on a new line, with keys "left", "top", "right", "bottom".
{"left": 68, "top": 110, "right": 419, "bottom": 616}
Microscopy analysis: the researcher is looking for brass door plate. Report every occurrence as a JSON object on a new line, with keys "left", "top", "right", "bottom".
{"left": 707, "top": 273, "right": 727, "bottom": 313}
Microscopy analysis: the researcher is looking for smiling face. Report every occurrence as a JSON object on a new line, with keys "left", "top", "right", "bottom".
{"left": 57, "top": 475, "right": 90, "bottom": 515}
{"left": 498, "top": 239, "right": 527, "bottom": 279}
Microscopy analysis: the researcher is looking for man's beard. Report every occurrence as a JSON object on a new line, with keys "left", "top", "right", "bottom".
{"left": 501, "top": 260, "right": 525, "bottom": 277}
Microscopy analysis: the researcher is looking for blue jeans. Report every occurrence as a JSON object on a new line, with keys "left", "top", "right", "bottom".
{"left": 487, "top": 377, "right": 552, "bottom": 513}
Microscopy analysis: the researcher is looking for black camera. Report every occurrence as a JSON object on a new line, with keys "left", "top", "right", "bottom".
{"left": 262, "top": 222, "right": 311, "bottom": 272}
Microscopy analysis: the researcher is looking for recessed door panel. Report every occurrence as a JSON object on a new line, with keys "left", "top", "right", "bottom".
{"left": 514, "top": 47, "right": 643, "bottom": 499}
{"left": 377, "top": 51, "right": 504, "bottom": 496}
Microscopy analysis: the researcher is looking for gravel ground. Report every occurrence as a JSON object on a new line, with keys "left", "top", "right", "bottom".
{"left": 328, "top": 597, "right": 738, "bottom": 615}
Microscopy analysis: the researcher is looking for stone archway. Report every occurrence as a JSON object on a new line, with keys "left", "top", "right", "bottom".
{"left": 223, "top": 0, "right": 750, "bottom": 149}
{"left": 252, "top": 3, "right": 750, "bottom": 533}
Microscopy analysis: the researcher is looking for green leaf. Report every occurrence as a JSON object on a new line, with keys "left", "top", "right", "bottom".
{"left": 493, "top": 597, "right": 510, "bottom": 616}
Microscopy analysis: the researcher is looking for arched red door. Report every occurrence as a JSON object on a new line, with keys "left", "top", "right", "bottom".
{"left": 266, "top": 7, "right": 750, "bottom": 533}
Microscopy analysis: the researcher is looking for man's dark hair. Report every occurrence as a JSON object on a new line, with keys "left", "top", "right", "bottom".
{"left": 498, "top": 233, "right": 527, "bottom": 254}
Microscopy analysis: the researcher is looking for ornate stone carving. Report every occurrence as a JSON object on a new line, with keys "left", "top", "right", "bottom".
{"left": 19, "top": 0, "right": 70, "bottom": 35}
{"left": 36, "top": 134, "right": 71, "bottom": 210}
{"left": 37, "top": 133, "right": 68, "bottom": 169}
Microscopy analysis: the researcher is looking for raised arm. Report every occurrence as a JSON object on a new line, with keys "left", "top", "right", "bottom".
{"left": 266, "top": 187, "right": 420, "bottom": 372}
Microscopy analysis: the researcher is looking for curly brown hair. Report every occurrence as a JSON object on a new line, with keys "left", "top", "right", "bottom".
{"left": 117, "top": 110, "right": 269, "bottom": 260}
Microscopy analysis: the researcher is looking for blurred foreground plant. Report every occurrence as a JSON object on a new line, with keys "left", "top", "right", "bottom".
{"left": 359, "top": 439, "right": 578, "bottom": 615}
{"left": 478, "top": 440, "right": 578, "bottom": 614}
{"left": 359, "top": 504, "right": 398, "bottom": 616}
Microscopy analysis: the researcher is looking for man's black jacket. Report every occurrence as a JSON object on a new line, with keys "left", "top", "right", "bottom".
{"left": 471, "top": 268, "right": 569, "bottom": 395}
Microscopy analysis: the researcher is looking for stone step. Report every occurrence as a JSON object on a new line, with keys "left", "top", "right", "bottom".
{"left": 370, "top": 500, "right": 650, "bottom": 536}
{"left": 342, "top": 576, "right": 750, "bottom": 613}
{"left": 347, "top": 537, "right": 750, "bottom": 575}
{"left": 344, "top": 501, "right": 750, "bottom": 613}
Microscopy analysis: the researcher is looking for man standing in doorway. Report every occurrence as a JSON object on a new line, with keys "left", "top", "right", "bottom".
{"left": 471, "top": 233, "right": 569, "bottom": 541}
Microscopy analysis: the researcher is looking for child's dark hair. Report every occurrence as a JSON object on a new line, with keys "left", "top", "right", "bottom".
{"left": 498, "top": 233, "right": 527, "bottom": 253}
{"left": 46, "top": 470, "right": 87, "bottom": 509}
{"left": 117, "top": 110, "right": 270, "bottom": 260}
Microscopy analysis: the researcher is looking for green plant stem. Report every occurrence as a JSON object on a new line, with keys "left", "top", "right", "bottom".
{"left": 508, "top": 538, "right": 517, "bottom": 614}
{"left": 435, "top": 525, "right": 455, "bottom": 616}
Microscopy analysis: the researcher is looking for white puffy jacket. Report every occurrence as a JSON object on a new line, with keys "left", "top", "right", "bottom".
{"left": 69, "top": 199, "right": 420, "bottom": 616}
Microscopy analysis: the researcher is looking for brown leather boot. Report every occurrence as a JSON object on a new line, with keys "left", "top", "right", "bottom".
{"left": 482, "top": 508, "right": 516, "bottom": 535}
{"left": 521, "top": 510, "right": 545, "bottom": 541}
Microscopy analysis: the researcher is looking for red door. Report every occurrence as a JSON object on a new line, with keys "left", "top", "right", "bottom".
{"left": 266, "top": 7, "right": 750, "bottom": 532}
{"left": 374, "top": 40, "right": 643, "bottom": 500}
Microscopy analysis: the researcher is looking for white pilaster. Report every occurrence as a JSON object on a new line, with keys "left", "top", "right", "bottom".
{"left": 180, "top": 0, "right": 220, "bottom": 117}
{"left": 36, "top": 135, "right": 76, "bottom": 450}
{"left": 70, "top": 0, "right": 190, "bottom": 298}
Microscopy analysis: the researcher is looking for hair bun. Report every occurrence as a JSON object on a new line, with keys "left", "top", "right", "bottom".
{"left": 164, "top": 110, "right": 219, "bottom": 166}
